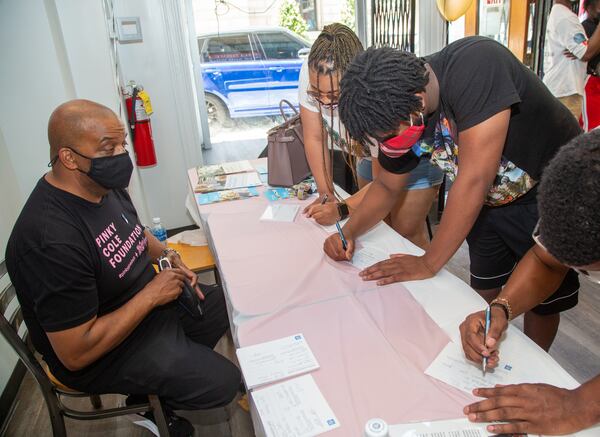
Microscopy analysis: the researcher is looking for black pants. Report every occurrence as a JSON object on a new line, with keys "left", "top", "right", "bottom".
{"left": 467, "top": 196, "right": 579, "bottom": 316}
{"left": 77, "top": 284, "right": 241, "bottom": 410}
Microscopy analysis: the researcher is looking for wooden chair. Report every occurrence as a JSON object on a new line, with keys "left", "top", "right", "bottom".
{"left": 0, "top": 259, "right": 169, "bottom": 436}
{"left": 166, "top": 242, "right": 221, "bottom": 285}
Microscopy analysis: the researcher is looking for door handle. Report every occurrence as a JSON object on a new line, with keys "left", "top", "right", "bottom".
{"left": 269, "top": 67, "right": 284, "bottom": 73}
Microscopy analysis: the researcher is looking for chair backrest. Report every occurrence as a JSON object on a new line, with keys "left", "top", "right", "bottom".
{"left": 0, "top": 259, "right": 56, "bottom": 394}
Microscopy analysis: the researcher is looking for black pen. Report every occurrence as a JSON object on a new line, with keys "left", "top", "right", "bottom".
{"left": 320, "top": 194, "right": 328, "bottom": 205}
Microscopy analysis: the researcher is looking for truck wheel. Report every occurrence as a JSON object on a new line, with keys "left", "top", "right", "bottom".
{"left": 205, "top": 94, "right": 232, "bottom": 128}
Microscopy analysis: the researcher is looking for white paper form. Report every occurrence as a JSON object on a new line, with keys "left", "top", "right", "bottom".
{"left": 236, "top": 334, "right": 319, "bottom": 390}
{"left": 260, "top": 204, "right": 300, "bottom": 222}
{"left": 389, "top": 418, "right": 492, "bottom": 437}
{"left": 221, "top": 160, "right": 254, "bottom": 174}
{"left": 350, "top": 246, "right": 390, "bottom": 270}
{"left": 425, "top": 341, "right": 530, "bottom": 395}
{"left": 320, "top": 217, "right": 349, "bottom": 233}
{"left": 253, "top": 374, "right": 340, "bottom": 437}
{"left": 224, "top": 172, "right": 262, "bottom": 190}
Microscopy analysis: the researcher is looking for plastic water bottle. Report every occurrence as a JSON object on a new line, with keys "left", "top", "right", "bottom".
{"left": 151, "top": 217, "right": 167, "bottom": 242}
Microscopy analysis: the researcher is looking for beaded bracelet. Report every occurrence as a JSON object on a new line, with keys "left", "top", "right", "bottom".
{"left": 490, "top": 297, "right": 513, "bottom": 321}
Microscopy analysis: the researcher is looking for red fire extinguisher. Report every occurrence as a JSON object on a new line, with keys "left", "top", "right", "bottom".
{"left": 125, "top": 85, "right": 157, "bottom": 167}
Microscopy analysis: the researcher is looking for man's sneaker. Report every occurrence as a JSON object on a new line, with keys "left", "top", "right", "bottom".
{"left": 123, "top": 395, "right": 195, "bottom": 437}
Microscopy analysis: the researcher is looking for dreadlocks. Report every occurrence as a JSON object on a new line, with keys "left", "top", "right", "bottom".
{"left": 339, "top": 47, "right": 429, "bottom": 143}
{"left": 307, "top": 23, "right": 364, "bottom": 196}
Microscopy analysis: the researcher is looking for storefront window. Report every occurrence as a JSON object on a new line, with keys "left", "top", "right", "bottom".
{"left": 478, "top": 0, "right": 510, "bottom": 46}
{"left": 448, "top": 15, "right": 466, "bottom": 44}
{"left": 299, "top": 0, "right": 318, "bottom": 31}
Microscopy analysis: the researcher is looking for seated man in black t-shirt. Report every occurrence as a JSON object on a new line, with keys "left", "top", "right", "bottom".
{"left": 5, "top": 100, "right": 241, "bottom": 436}
{"left": 327, "top": 36, "right": 582, "bottom": 351}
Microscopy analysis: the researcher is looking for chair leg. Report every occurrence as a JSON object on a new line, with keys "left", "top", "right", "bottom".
{"left": 90, "top": 394, "right": 102, "bottom": 409}
{"left": 213, "top": 267, "right": 222, "bottom": 287}
{"left": 44, "top": 392, "right": 67, "bottom": 437}
{"left": 148, "top": 394, "right": 170, "bottom": 437}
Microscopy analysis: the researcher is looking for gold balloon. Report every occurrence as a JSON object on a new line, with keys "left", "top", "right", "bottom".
{"left": 436, "top": 0, "right": 475, "bottom": 21}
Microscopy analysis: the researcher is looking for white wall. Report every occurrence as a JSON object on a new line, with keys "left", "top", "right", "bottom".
{"left": 0, "top": 127, "right": 22, "bottom": 392}
{"left": 115, "top": 0, "right": 205, "bottom": 229}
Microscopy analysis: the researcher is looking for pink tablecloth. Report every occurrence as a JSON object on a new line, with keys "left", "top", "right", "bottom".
{"left": 205, "top": 196, "right": 385, "bottom": 316}
{"left": 238, "top": 292, "right": 473, "bottom": 437}
{"left": 189, "top": 166, "right": 473, "bottom": 435}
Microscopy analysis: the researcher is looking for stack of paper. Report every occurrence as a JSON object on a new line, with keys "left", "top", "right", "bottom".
{"left": 194, "top": 160, "right": 262, "bottom": 193}
{"left": 253, "top": 374, "right": 340, "bottom": 437}
{"left": 236, "top": 334, "right": 319, "bottom": 390}
{"left": 196, "top": 187, "right": 260, "bottom": 205}
{"left": 238, "top": 335, "right": 338, "bottom": 437}
{"left": 196, "top": 160, "right": 254, "bottom": 178}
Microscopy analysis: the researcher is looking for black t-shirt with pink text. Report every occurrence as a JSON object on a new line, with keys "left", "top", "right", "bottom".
{"left": 5, "top": 177, "right": 155, "bottom": 382}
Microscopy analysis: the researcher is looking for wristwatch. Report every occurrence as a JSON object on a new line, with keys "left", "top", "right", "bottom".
{"left": 337, "top": 202, "right": 349, "bottom": 220}
{"left": 160, "top": 247, "right": 180, "bottom": 264}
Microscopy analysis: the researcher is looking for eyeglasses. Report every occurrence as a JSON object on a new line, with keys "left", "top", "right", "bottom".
{"left": 306, "top": 89, "right": 339, "bottom": 110}
{"left": 532, "top": 221, "right": 600, "bottom": 284}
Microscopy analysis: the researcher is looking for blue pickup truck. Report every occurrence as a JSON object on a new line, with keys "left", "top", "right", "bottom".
{"left": 198, "top": 28, "right": 311, "bottom": 125}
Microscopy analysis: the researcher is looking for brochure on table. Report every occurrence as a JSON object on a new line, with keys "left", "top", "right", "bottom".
{"left": 236, "top": 333, "right": 319, "bottom": 390}
{"left": 253, "top": 374, "right": 340, "bottom": 437}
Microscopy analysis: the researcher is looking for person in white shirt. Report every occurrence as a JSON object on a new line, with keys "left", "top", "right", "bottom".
{"left": 299, "top": 23, "right": 443, "bottom": 249}
{"left": 543, "top": 0, "right": 600, "bottom": 119}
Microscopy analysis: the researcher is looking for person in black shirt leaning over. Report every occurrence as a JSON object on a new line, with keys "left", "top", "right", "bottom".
{"left": 5, "top": 100, "right": 241, "bottom": 437}
{"left": 326, "top": 36, "right": 582, "bottom": 350}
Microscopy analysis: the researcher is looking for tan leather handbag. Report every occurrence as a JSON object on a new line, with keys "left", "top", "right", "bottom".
{"left": 267, "top": 100, "right": 311, "bottom": 187}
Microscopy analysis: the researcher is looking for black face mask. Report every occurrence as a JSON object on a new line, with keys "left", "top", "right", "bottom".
{"left": 69, "top": 148, "right": 134, "bottom": 190}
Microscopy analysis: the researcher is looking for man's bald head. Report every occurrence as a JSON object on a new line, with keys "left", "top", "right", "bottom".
{"left": 48, "top": 99, "right": 118, "bottom": 159}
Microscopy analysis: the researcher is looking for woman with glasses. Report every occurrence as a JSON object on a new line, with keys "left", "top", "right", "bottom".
{"left": 299, "top": 23, "right": 443, "bottom": 249}
{"left": 459, "top": 130, "right": 600, "bottom": 435}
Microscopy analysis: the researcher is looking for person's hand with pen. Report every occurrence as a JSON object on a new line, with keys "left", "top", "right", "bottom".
{"left": 459, "top": 304, "right": 509, "bottom": 370}
{"left": 303, "top": 193, "right": 341, "bottom": 225}
{"left": 323, "top": 227, "right": 355, "bottom": 261}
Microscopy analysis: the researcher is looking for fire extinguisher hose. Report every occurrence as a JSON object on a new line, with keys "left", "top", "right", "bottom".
{"left": 130, "top": 86, "right": 139, "bottom": 142}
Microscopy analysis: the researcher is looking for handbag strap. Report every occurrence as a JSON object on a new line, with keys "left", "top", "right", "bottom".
{"left": 279, "top": 99, "right": 298, "bottom": 120}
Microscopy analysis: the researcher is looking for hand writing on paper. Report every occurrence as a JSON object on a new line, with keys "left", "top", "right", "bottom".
{"left": 304, "top": 202, "right": 340, "bottom": 225}
{"left": 358, "top": 254, "right": 434, "bottom": 285}
{"left": 303, "top": 193, "right": 334, "bottom": 214}
{"left": 323, "top": 233, "right": 354, "bottom": 261}
{"left": 459, "top": 306, "right": 507, "bottom": 369}
{"left": 464, "top": 383, "right": 591, "bottom": 435}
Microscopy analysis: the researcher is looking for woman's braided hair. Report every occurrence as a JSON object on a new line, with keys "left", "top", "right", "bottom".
{"left": 308, "top": 23, "right": 363, "bottom": 76}
{"left": 339, "top": 47, "right": 429, "bottom": 143}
